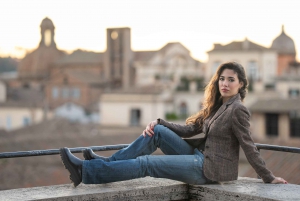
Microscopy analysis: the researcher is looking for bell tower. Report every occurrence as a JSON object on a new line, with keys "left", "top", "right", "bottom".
{"left": 104, "top": 27, "right": 133, "bottom": 89}
{"left": 39, "top": 17, "right": 56, "bottom": 48}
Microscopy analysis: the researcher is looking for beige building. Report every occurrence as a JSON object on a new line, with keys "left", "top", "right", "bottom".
{"left": 134, "top": 42, "right": 203, "bottom": 89}
{"left": 276, "top": 76, "right": 300, "bottom": 99}
{"left": 100, "top": 87, "right": 167, "bottom": 127}
{"left": 249, "top": 98, "right": 300, "bottom": 141}
{"left": 0, "top": 104, "right": 45, "bottom": 131}
{"left": 0, "top": 87, "right": 51, "bottom": 131}
{"left": 206, "top": 38, "right": 277, "bottom": 87}
{"left": 206, "top": 26, "right": 298, "bottom": 92}
{"left": 100, "top": 83, "right": 205, "bottom": 127}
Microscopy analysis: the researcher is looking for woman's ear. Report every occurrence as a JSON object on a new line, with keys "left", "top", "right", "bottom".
{"left": 239, "top": 82, "right": 244, "bottom": 89}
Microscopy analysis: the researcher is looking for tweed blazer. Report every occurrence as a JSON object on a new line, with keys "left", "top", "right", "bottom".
{"left": 158, "top": 93, "right": 275, "bottom": 183}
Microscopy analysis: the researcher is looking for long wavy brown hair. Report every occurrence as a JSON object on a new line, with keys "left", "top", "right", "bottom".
{"left": 186, "top": 61, "right": 248, "bottom": 130}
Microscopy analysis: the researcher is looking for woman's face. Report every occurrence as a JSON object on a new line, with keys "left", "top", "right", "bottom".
{"left": 218, "top": 69, "right": 243, "bottom": 103}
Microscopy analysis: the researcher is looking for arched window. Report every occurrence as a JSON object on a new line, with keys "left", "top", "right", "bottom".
{"left": 44, "top": 29, "right": 52, "bottom": 46}
{"left": 179, "top": 102, "right": 188, "bottom": 119}
{"left": 247, "top": 61, "right": 259, "bottom": 81}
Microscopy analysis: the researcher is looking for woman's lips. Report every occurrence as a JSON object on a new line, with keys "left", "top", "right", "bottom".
{"left": 221, "top": 89, "right": 229, "bottom": 92}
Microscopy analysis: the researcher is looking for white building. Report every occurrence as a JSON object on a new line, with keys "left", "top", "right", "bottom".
{"left": 55, "top": 102, "right": 99, "bottom": 124}
{"left": 205, "top": 38, "right": 277, "bottom": 88}
{"left": 100, "top": 86, "right": 167, "bottom": 127}
{"left": 100, "top": 84, "right": 205, "bottom": 127}
{"left": 134, "top": 42, "right": 204, "bottom": 89}
{"left": 0, "top": 86, "right": 51, "bottom": 131}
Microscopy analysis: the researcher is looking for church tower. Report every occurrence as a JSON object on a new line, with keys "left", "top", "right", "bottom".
{"left": 104, "top": 27, "right": 133, "bottom": 89}
{"left": 18, "top": 17, "right": 65, "bottom": 86}
{"left": 271, "top": 25, "right": 296, "bottom": 75}
{"left": 39, "top": 17, "right": 57, "bottom": 48}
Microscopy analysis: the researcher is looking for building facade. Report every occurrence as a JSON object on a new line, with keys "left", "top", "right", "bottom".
{"left": 134, "top": 42, "right": 204, "bottom": 89}
{"left": 206, "top": 38, "right": 278, "bottom": 88}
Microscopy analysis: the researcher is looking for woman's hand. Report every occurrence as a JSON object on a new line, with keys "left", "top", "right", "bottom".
{"left": 142, "top": 120, "right": 157, "bottom": 137}
{"left": 271, "top": 177, "right": 288, "bottom": 184}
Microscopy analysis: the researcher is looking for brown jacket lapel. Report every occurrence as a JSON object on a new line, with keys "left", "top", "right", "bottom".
{"left": 207, "top": 94, "right": 240, "bottom": 131}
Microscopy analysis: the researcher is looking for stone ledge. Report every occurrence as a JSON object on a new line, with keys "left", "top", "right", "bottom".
{"left": 189, "top": 177, "right": 300, "bottom": 201}
{"left": 0, "top": 177, "right": 188, "bottom": 201}
{"left": 0, "top": 177, "right": 299, "bottom": 201}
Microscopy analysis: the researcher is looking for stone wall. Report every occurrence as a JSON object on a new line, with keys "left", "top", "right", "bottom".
{"left": 0, "top": 177, "right": 299, "bottom": 201}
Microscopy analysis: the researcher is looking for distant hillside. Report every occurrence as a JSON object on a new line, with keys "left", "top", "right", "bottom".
{"left": 0, "top": 57, "right": 18, "bottom": 73}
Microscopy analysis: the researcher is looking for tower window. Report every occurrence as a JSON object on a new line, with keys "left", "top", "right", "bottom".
{"left": 44, "top": 29, "right": 52, "bottom": 46}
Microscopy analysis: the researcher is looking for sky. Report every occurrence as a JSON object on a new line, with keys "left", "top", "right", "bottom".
{"left": 0, "top": 0, "right": 300, "bottom": 62}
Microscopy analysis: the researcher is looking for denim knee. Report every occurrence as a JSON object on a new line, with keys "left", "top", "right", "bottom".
{"left": 154, "top": 124, "right": 165, "bottom": 134}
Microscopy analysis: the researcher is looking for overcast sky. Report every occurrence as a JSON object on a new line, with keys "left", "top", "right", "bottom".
{"left": 0, "top": 0, "right": 299, "bottom": 61}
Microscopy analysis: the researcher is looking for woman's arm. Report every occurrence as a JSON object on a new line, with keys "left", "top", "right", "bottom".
{"left": 157, "top": 118, "right": 200, "bottom": 138}
{"left": 142, "top": 118, "right": 200, "bottom": 138}
{"left": 232, "top": 104, "right": 277, "bottom": 183}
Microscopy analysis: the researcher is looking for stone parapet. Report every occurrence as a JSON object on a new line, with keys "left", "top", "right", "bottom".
{"left": 189, "top": 177, "right": 299, "bottom": 201}
{"left": 0, "top": 177, "right": 299, "bottom": 201}
{"left": 0, "top": 177, "right": 188, "bottom": 201}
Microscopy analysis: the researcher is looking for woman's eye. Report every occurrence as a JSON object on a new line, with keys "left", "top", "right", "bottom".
{"left": 229, "top": 79, "right": 234, "bottom": 82}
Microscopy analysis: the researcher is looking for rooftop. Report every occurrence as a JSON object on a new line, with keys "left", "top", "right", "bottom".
{"left": 208, "top": 38, "right": 270, "bottom": 52}
{"left": 249, "top": 98, "right": 300, "bottom": 112}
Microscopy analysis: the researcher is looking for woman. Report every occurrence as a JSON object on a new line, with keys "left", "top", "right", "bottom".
{"left": 60, "top": 61, "right": 287, "bottom": 187}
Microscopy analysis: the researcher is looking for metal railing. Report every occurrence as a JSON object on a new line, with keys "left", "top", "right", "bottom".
{"left": 255, "top": 143, "right": 300, "bottom": 154}
{"left": 0, "top": 144, "right": 129, "bottom": 159}
{"left": 0, "top": 143, "right": 300, "bottom": 159}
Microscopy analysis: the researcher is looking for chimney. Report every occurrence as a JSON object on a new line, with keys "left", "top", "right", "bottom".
{"left": 214, "top": 43, "right": 222, "bottom": 49}
{"left": 243, "top": 37, "right": 249, "bottom": 50}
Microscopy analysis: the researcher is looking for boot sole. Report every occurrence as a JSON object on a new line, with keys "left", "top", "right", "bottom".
{"left": 60, "top": 147, "right": 81, "bottom": 187}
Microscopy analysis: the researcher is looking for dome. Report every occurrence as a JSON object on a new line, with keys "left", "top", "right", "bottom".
{"left": 271, "top": 25, "right": 296, "bottom": 55}
{"left": 40, "top": 17, "right": 55, "bottom": 29}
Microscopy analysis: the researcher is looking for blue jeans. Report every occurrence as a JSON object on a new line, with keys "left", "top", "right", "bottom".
{"left": 82, "top": 125, "right": 209, "bottom": 185}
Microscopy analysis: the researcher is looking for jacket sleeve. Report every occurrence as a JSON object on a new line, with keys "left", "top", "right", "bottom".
{"left": 232, "top": 105, "right": 275, "bottom": 183}
{"left": 157, "top": 118, "right": 201, "bottom": 138}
